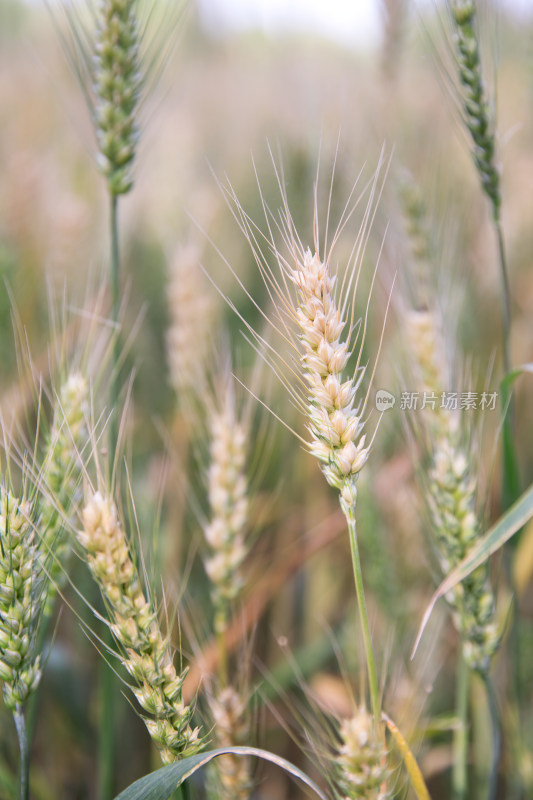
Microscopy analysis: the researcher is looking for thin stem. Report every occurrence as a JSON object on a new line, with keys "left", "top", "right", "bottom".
{"left": 345, "top": 510, "right": 380, "bottom": 724}
{"left": 495, "top": 216, "right": 511, "bottom": 380}
{"left": 452, "top": 650, "right": 469, "bottom": 800}
{"left": 98, "top": 192, "right": 120, "bottom": 800}
{"left": 215, "top": 608, "right": 229, "bottom": 687}
{"left": 98, "top": 655, "right": 115, "bottom": 800}
{"left": 495, "top": 215, "right": 520, "bottom": 510}
{"left": 110, "top": 192, "right": 120, "bottom": 467}
{"left": 14, "top": 704, "right": 29, "bottom": 800}
{"left": 483, "top": 673, "right": 501, "bottom": 800}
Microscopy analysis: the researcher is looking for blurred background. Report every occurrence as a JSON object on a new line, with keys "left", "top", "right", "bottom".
{"left": 1, "top": 1, "right": 533, "bottom": 798}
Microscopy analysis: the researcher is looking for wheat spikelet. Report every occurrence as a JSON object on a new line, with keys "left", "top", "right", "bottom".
{"left": 78, "top": 490, "right": 202, "bottom": 762}
{"left": 0, "top": 487, "right": 42, "bottom": 711}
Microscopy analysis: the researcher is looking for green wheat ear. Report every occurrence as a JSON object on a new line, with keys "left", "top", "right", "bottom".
{"left": 450, "top": 0, "right": 500, "bottom": 216}
{"left": 93, "top": 0, "right": 142, "bottom": 196}
{"left": 0, "top": 486, "right": 43, "bottom": 711}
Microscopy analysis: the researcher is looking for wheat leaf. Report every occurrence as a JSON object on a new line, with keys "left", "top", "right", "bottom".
{"left": 501, "top": 362, "right": 533, "bottom": 391}
{"left": 113, "top": 746, "right": 328, "bottom": 800}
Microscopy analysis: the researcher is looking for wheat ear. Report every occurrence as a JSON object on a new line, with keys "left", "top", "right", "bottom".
{"left": 40, "top": 372, "right": 89, "bottom": 616}
{"left": 201, "top": 380, "right": 254, "bottom": 799}
{"left": 208, "top": 687, "right": 252, "bottom": 800}
{"left": 0, "top": 488, "right": 42, "bottom": 711}
{"left": 449, "top": 0, "right": 500, "bottom": 215}
{"left": 203, "top": 394, "right": 248, "bottom": 635}
{"left": 93, "top": 0, "right": 141, "bottom": 197}
{"left": 78, "top": 490, "right": 202, "bottom": 762}
{"left": 406, "top": 308, "right": 499, "bottom": 675}
{"left": 0, "top": 481, "right": 45, "bottom": 800}
{"left": 335, "top": 707, "right": 391, "bottom": 800}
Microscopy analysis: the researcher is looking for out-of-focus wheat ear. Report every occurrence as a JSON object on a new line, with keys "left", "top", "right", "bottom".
{"left": 203, "top": 388, "right": 249, "bottom": 636}
{"left": 427, "top": 434, "right": 500, "bottom": 675}
{"left": 397, "top": 173, "right": 433, "bottom": 305}
{"left": 449, "top": 0, "right": 500, "bottom": 218}
{"left": 207, "top": 687, "right": 253, "bottom": 800}
{"left": 380, "top": 0, "right": 408, "bottom": 81}
{"left": 78, "top": 489, "right": 203, "bottom": 762}
{"left": 39, "top": 372, "right": 90, "bottom": 617}
{"left": 334, "top": 707, "right": 392, "bottom": 800}
{"left": 166, "top": 241, "right": 217, "bottom": 415}
{"left": 92, "top": 0, "right": 142, "bottom": 197}
{"left": 404, "top": 307, "right": 499, "bottom": 674}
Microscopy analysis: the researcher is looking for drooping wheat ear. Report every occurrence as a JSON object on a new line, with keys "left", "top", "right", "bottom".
{"left": 335, "top": 707, "right": 391, "bottom": 800}
{"left": 449, "top": 0, "right": 500, "bottom": 216}
{"left": 78, "top": 491, "right": 202, "bottom": 762}
{"left": 166, "top": 242, "right": 216, "bottom": 404}
{"left": 428, "top": 435, "right": 499, "bottom": 674}
{"left": 40, "top": 372, "right": 89, "bottom": 616}
{"left": 208, "top": 687, "right": 252, "bottom": 800}
{"left": 0, "top": 487, "right": 42, "bottom": 711}
{"left": 291, "top": 249, "right": 369, "bottom": 517}
{"left": 93, "top": 0, "right": 141, "bottom": 196}
{"left": 203, "top": 394, "right": 248, "bottom": 634}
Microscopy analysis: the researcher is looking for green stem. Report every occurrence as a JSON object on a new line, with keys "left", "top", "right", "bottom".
{"left": 483, "top": 673, "right": 501, "bottom": 800}
{"left": 495, "top": 217, "right": 511, "bottom": 380}
{"left": 345, "top": 510, "right": 380, "bottom": 724}
{"left": 13, "top": 704, "right": 29, "bottom": 800}
{"left": 98, "top": 654, "right": 115, "bottom": 800}
{"left": 98, "top": 191, "right": 120, "bottom": 800}
{"left": 495, "top": 216, "right": 521, "bottom": 511}
{"left": 452, "top": 651, "right": 469, "bottom": 800}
